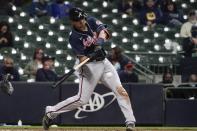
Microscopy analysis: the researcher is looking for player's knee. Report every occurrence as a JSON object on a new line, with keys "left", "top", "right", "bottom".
{"left": 78, "top": 99, "right": 89, "bottom": 105}
{"left": 116, "top": 86, "right": 129, "bottom": 98}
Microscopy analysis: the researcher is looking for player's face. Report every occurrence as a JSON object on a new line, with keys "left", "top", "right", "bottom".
{"left": 71, "top": 19, "right": 86, "bottom": 31}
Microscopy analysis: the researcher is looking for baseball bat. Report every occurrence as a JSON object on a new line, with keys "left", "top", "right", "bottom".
{"left": 52, "top": 58, "right": 90, "bottom": 89}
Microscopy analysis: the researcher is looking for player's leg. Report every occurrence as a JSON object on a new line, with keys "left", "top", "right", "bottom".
{"left": 42, "top": 75, "right": 95, "bottom": 130}
{"left": 43, "top": 62, "right": 104, "bottom": 130}
{"left": 45, "top": 63, "right": 104, "bottom": 118}
{"left": 45, "top": 76, "right": 93, "bottom": 119}
{"left": 100, "top": 59, "right": 136, "bottom": 128}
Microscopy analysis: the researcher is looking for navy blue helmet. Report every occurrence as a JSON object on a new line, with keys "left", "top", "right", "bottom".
{"left": 69, "top": 7, "right": 87, "bottom": 21}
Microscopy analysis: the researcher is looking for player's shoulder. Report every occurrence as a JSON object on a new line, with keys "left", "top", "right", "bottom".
{"left": 87, "top": 16, "right": 96, "bottom": 22}
{"left": 69, "top": 30, "right": 78, "bottom": 38}
{"left": 87, "top": 16, "right": 103, "bottom": 25}
{"left": 69, "top": 30, "right": 81, "bottom": 43}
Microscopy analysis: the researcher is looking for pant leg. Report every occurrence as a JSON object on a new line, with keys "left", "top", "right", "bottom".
{"left": 46, "top": 62, "right": 104, "bottom": 119}
{"left": 100, "top": 59, "right": 136, "bottom": 124}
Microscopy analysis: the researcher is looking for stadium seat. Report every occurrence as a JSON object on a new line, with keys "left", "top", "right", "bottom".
{"left": 14, "top": 28, "right": 27, "bottom": 38}
{"left": 2, "top": 0, "right": 192, "bottom": 81}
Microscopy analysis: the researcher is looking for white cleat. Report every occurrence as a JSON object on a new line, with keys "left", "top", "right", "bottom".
{"left": 126, "top": 123, "right": 135, "bottom": 131}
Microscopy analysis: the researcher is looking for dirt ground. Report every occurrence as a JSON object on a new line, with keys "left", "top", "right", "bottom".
{"left": 0, "top": 127, "right": 197, "bottom": 131}
{"left": 0, "top": 129, "right": 121, "bottom": 131}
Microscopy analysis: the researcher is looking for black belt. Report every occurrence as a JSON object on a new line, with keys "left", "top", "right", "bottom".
{"left": 88, "top": 57, "right": 105, "bottom": 62}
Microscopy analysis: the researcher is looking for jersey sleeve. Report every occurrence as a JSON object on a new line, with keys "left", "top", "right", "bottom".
{"left": 87, "top": 17, "right": 108, "bottom": 33}
{"left": 69, "top": 34, "right": 85, "bottom": 56}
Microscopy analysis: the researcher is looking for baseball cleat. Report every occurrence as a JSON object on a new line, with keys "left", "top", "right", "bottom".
{"left": 42, "top": 114, "right": 52, "bottom": 130}
{"left": 126, "top": 123, "right": 135, "bottom": 131}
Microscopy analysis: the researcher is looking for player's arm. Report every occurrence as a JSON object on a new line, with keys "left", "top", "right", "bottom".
{"left": 98, "top": 28, "right": 110, "bottom": 40}
{"left": 88, "top": 17, "right": 110, "bottom": 45}
{"left": 95, "top": 24, "right": 110, "bottom": 45}
{"left": 95, "top": 29, "right": 110, "bottom": 45}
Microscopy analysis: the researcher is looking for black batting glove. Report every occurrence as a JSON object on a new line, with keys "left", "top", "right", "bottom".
{"left": 87, "top": 46, "right": 106, "bottom": 61}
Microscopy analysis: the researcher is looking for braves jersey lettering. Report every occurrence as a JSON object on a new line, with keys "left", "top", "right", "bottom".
{"left": 83, "top": 35, "right": 97, "bottom": 48}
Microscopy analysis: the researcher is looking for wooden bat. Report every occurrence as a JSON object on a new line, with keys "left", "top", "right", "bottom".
{"left": 52, "top": 58, "right": 90, "bottom": 89}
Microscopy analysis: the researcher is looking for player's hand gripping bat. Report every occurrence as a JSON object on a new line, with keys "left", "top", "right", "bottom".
{"left": 52, "top": 58, "right": 90, "bottom": 89}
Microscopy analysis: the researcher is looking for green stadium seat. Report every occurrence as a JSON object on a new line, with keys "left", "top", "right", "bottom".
{"left": 28, "top": 23, "right": 40, "bottom": 32}
{"left": 14, "top": 39, "right": 24, "bottom": 50}
{"left": 38, "top": 16, "right": 51, "bottom": 24}
{"left": 24, "top": 34, "right": 36, "bottom": 43}
{"left": 17, "top": 16, "right": 30, "bottom": 26}
{"left": 9, "top": 21, "right": 18, "bottom": 32}
{"left": 14, "top": 28, "right": 27, "bottom": 38}
{"left": 37, "top": 29, "right": 49, "bottom": 38}
{"left": 3, "top": 0, "right": 192, "bottom": 80}
{"left": 61, "top": 17, "right": 70, "bottom": 26}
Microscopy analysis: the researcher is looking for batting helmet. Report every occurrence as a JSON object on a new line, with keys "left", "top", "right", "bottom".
{"left": 69, "top": 7, "right": 87, "bottom": 21}
{"left": 191, "top": 25, "right": 197, "bottom": 38}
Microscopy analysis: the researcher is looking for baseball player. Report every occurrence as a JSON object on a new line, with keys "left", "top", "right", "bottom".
{"left": 42, "top": 7, "right": 136, "bottom": 131}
